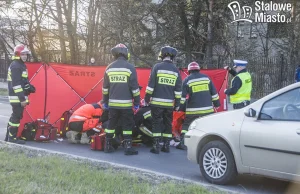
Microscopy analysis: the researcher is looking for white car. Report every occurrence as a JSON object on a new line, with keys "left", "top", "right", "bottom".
{"left": 185, "top": 82, "right": 300, "bottom": 185}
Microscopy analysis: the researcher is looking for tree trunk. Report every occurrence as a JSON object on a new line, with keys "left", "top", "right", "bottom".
{"left": 206, "top": 0, "right": 213, "bottom": 68}
{"left": 56, "top": 0, "right": 67, "bottom": 63}
{"left": 178, "top": 1, "right": 192, "bottom": 64}
{"left": 33, "top": 0, "right": 47, "bottom": 62}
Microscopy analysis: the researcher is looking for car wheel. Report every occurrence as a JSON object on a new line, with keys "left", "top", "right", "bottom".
{"left": 199, "top": 140, "right": 237, "bottom": 185}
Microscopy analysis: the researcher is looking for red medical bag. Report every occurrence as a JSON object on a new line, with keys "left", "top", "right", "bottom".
{"left": 90, "top": 133, "right": 106, "bottom": 151}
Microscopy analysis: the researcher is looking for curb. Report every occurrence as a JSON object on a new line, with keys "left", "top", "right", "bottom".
{"left": 0, "top": 140, "right": 243, "bottom": 194}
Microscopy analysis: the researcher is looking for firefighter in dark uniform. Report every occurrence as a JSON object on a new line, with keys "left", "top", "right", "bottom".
{"left": 177, "top": 62, "right": 220, "bottom": 150}
{"left": 5, "top": 44, "right": 35, "bottom": 144}
{"left": 224, "top": 60, "right": 252, "bottom": 109}
{"left": 102, "top": 43, "right": 140, "bottom": 155}
{"left": 145, "top": 46, "right": 182, "bottom": 154}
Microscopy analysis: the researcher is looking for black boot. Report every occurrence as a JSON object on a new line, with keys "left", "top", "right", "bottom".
{"left": 150, "top": 138, "right": 160, "bottom": 154}
{"left": 112, "top": 135, "right": 121, "bottom": 150}
{"left": 176, "top": 133, "right": 187, "bottom": 150}
{"left": 161, "top": 138, "right": 170, "bottom": 153}
{"left": 124, "top": 139, "right": 138, "bottom": 155}
{"left": 104, "top": 137, "right": 115, "bottom": 153}
{"left": 7, "top": 126, "right": 25, "bottom": 144}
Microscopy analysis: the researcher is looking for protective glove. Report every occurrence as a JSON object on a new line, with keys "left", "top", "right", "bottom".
{"left": 103, "top": 104, "right": 109, "bottom": 110}
{"left": 134, "top": 105, "right": 139, "bottom": 111}
{"left": 30, "top": 84, "right": 36, "bottom": 93}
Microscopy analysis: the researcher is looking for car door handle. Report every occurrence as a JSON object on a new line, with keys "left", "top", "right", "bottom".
{"left": 297, "top": 129, "right": 300, "bottom": 135}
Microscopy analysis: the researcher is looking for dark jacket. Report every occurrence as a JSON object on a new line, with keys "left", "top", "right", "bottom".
{"left": 102, "top": 56, "right": 140, "bottom": 109}
{"left": 180, "top": 72, "right": 220, "bottom": 115}
{"left": 145, "top": 60, "right": 182, "bottom": 108}
{"left": 7, "top": 57, "right": 29, "bottom": 104}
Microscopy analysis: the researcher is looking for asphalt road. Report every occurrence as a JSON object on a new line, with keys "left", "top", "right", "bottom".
{"left": 0, "top": 98, "right": 299, "bottom": 194}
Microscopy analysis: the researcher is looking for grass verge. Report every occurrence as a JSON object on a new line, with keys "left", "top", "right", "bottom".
{"left": 0, "top": 147, "right": 224, "bottom": 194}
{"left": 0, "top": 88, "right": 8, "bottom": 96}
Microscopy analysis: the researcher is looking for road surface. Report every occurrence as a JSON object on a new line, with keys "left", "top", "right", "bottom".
{"left": 0, "top": 98, "right": 299, "bottom": 194}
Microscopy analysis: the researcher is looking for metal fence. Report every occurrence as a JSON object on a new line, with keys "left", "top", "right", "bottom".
{"left": 0, "top": 58, "right": 8, "bottom": 81}
{"left": 226, "top": 56, "right": 296, "bottom": 99}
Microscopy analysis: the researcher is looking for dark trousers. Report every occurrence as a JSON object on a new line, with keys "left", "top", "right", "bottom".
{"left": 69, "top": 121, "right": 84, "bottom": 132}
{"left": 233, "top": 101, "right": 250, "bottom": 109}
{"left": 151, "top": 107, "right": 173, "bottom": 139}
{"left": 6, "top": 104, "right": 24, "bottom": 140}
{"left": 181, "top": 112, "right": 214, "bottom": 134}
{"left": 106, "top": 109, "right": 134, "bottom": 139}
{"left": 68, "top": 121, "right": 97, "bottom": 137}
{"left": 181, "top": 115, "right": 199, "bottom": 134}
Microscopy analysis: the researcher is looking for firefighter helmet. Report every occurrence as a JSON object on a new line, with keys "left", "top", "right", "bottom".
{"left": 14, "top": 44, "right": 30, "bottom": 56}
{"left": 111, "top": 43, "right": 130, "bottom": 59}
{"left": 188, "top": 62, "right": 200, "bottom": 72}
{"left": 158, "top": 46, "right": 177, "bottom": 60}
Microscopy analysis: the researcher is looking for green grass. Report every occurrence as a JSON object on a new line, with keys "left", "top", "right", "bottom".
{"left": 0, "top": 148, "right": 223, "bottom": 194}
{"left": 0, "top": 88, "right": 8, "bottom": 96}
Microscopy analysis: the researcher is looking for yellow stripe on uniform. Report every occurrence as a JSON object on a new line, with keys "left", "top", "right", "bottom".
{"left": 109, "top": 102, "right": 132, "bottom": 107}
{"left": 22, "top": 71, "right": 28, "bottom": 78}
{"left": 107, "top": 72, "right": 131, "bottom": 77}
{"left": 146, "top": 86, "right": 154, "bottom": 94}
{"left": 186, "top": 109, "right": 214, "bottom": 115}
{"left": 151, "top": 101, "right": 173, "bottom": 107}
{"left": 105, "top": 129, "right": 115, "bottom": 134}
{"left": 102, "top": 88, "right": 108, "bottom": 95}
{"left": 162, "top": 133, "right": 172, "bottom": 138}
{"left": 157, "top": 73, "right": 177, "bottom": 79}
{"left": 123, "top": 131, "right": 132, "bottom": 135}
{"left": 188, "top": 81, "right": 210, "bottom": 87}
{"left": 152, "top": 133, "right": 161, "bottom": 137}
{"left": 9, "top": 122, "right": 20, "bottom": 127}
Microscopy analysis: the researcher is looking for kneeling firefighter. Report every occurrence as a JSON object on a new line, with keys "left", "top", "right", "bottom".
{"left": 132, "top": 103, "right": 153, "bottom": 146}
{"left": 5, "top": 44, "right": 36, "bottom": 144}
{"left": 66, "top": 102, "right": 107, "bottom": 144}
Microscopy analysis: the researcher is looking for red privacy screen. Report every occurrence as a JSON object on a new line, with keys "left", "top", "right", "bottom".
{"left": 17, "top": 62, "right": 228, "bottom": 137}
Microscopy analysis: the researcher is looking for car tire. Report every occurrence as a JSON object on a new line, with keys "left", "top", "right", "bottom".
{"left": 199, "top": 140, "right": 237, "bottom": 185}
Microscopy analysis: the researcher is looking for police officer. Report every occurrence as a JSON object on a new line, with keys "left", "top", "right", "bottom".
{"left": 5, "top": 44, "right": 35, "bottom": 144}
{"left": 102, "top": 43, "right": 140, "bottom": 155}
{"left": 177, "top": 62, "right": 220, "bottom": 150}
{"left": 145, "top": 46, "right": 182, "bottom": 154}
{"left": 224, "top": 60, "right": 252, "bottom": 109}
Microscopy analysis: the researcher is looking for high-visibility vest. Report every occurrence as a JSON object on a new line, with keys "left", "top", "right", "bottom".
{"left": 230, "top": 72, "right": 252, "bottom": 104}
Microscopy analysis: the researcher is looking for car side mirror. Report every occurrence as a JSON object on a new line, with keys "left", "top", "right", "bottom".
{"left": 244, "top": 108, "right": 256, "bottom": 117}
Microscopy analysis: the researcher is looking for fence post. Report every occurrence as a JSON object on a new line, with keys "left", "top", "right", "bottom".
{"left": 280, "top": 53, "right": 284, "bottom": 88}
